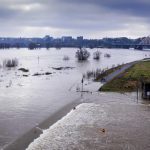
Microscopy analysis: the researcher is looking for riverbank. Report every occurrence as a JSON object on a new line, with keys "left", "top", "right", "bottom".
{"left": 3, "top": 91, "right": 150, "bottom": 150}
{"left": 4, "top": 100, "right": 80, "bottom": 150}
{"left": 99, "top": 60, "right": 150, "bottom": 92}
{"left": 27, "top": 102, "right": 150, "bottom": 150}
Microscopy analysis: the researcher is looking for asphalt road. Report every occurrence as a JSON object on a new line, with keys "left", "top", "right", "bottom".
{"left": 103, "top": 61, "right": 138, "bottom": 83}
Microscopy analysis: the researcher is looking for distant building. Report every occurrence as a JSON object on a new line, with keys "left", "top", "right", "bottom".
{"left": 61, "top": 36, "right": 73, "bottom": 43}
{"left": 77, "top": 36, "right": 83, "bottom": 41}
{"left": 43, "top": 35, "right": 53, "bottom": 42}
{"left": 77, "top": 36, "right": 83, "bottom": 47}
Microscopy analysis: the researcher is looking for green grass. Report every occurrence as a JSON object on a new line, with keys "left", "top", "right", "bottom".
{"left": 100, "top": 61, "right": 150, "bottom": 92}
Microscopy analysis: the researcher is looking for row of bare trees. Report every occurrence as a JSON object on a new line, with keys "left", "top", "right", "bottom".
{"left": 75, "top": 48, "right": 111, "bottom": 61}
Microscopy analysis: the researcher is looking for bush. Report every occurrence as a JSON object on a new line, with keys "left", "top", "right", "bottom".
{"left": 63, "top": 55, "right": 70, "bottom": 61}
{"left": 3, "top": 58, "right": 19, "bottom": 68}
{"left": 104, "top": 53, "right": 111, "bottom": 57}
{"left": 84, "top": 68, "right": 102, "bottom": 80}
{"left": 93, "top": 51, "right": 101, "bottom": 60}
{"left": 76, "top": 48, "right": 90, "bottom": 61}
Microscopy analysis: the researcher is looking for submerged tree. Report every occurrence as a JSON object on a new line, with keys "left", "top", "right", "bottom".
{"left": 76, "top": 48, "right": 90, "bottom": 61}
{"left": 3, "top": 58, "right": 19, "bottom": 68}
{"left": 104, "top": 53, "right": 111, "bottom": 58}
{"left": 63, "top": 55, "right": 70, "bottom": 61}
{"left": 93, "top": 51, "right": 101, "bottom": 60}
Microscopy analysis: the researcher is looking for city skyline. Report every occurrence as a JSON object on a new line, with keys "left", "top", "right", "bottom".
{"left": 0, "top": 0, "right": 150, "bottom": 38}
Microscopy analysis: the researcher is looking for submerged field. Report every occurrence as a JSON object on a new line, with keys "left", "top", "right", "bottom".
{"left": 100, "top": 60, "right": 150, "bottom": 92}
{"left": 0, "top": 48, "right": 149, "bottom": 149}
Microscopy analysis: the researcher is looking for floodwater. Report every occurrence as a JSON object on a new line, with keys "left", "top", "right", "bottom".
{"left": 0, "top": 48, "right": 149, "bottom": 149}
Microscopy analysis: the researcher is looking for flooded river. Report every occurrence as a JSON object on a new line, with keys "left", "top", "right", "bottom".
{"left": 0, "top": 48, "right": 149, "bottom": 149}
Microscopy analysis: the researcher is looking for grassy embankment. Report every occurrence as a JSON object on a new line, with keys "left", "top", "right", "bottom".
{"left": 95, "top": 65, "right": 123, "bottom": 81}
{"left": 99, "top": 61, "right": 150, "bottom": 92}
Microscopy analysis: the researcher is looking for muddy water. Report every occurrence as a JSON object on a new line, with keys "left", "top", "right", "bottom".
{"left": 0, "top": 48, "right": 149, "bottom": 149}
{"left": 27, "top": 102, "right": 150, "bottom": 150}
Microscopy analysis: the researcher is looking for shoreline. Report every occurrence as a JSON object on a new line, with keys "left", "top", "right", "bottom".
{"left": 100, "top": 60, "right": 150, "bottom": 92}
{"left": 4, "top": 100, "right": 80, "bottom": 150}
{"left": 26, "top": 102, "right": 150, "bottom": 150}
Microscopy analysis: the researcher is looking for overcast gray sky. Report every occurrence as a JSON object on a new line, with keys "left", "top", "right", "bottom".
{"left": 0, "top": 0, "right": 149, "bottom": 38}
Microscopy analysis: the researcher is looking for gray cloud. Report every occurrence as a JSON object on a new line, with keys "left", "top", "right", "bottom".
{"left": 0, "top": 0, "right": 149, "bottom": 38}
{"left": 61, "top": 0, "right": 150, "bottom": 17}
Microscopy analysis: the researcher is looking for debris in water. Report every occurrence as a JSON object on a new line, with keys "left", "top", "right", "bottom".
{"left": 32, "top": 73, "right": 44, "bottom": 76}
{"left": 45, "top": 72, "right": 52, "bottom": 75}
{"left": 18, "top": 83, "right": 23, "bottom": 87}
{"left": 23, "top": 75, "right": 29, "bottom": 77}
{"left": 52, "top": 67, "right": 75, "bottom": 70}
{"left": 33, "top": 72, "right": 52, "bottom": 76}
{"left": 99, "top": 128, "right": 106, "bottom": 133}
{"left": 6, "top": 80, "right": 12, "bottom": 88}
{"left": 18, "top": 68, "right": 29, "bottom": 72}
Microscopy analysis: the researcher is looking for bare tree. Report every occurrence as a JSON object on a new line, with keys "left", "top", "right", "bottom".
{"left": 93, "top": 51, "right": 101, "bottom": 60}
{"left": 76, "top": 48, "right": 90, "bottom": 61}
{"left": 63, "top": 55, "right": 70, "bottom": 61}
{"left": 3, "top": 58, "right": 19, "bottom": 68}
